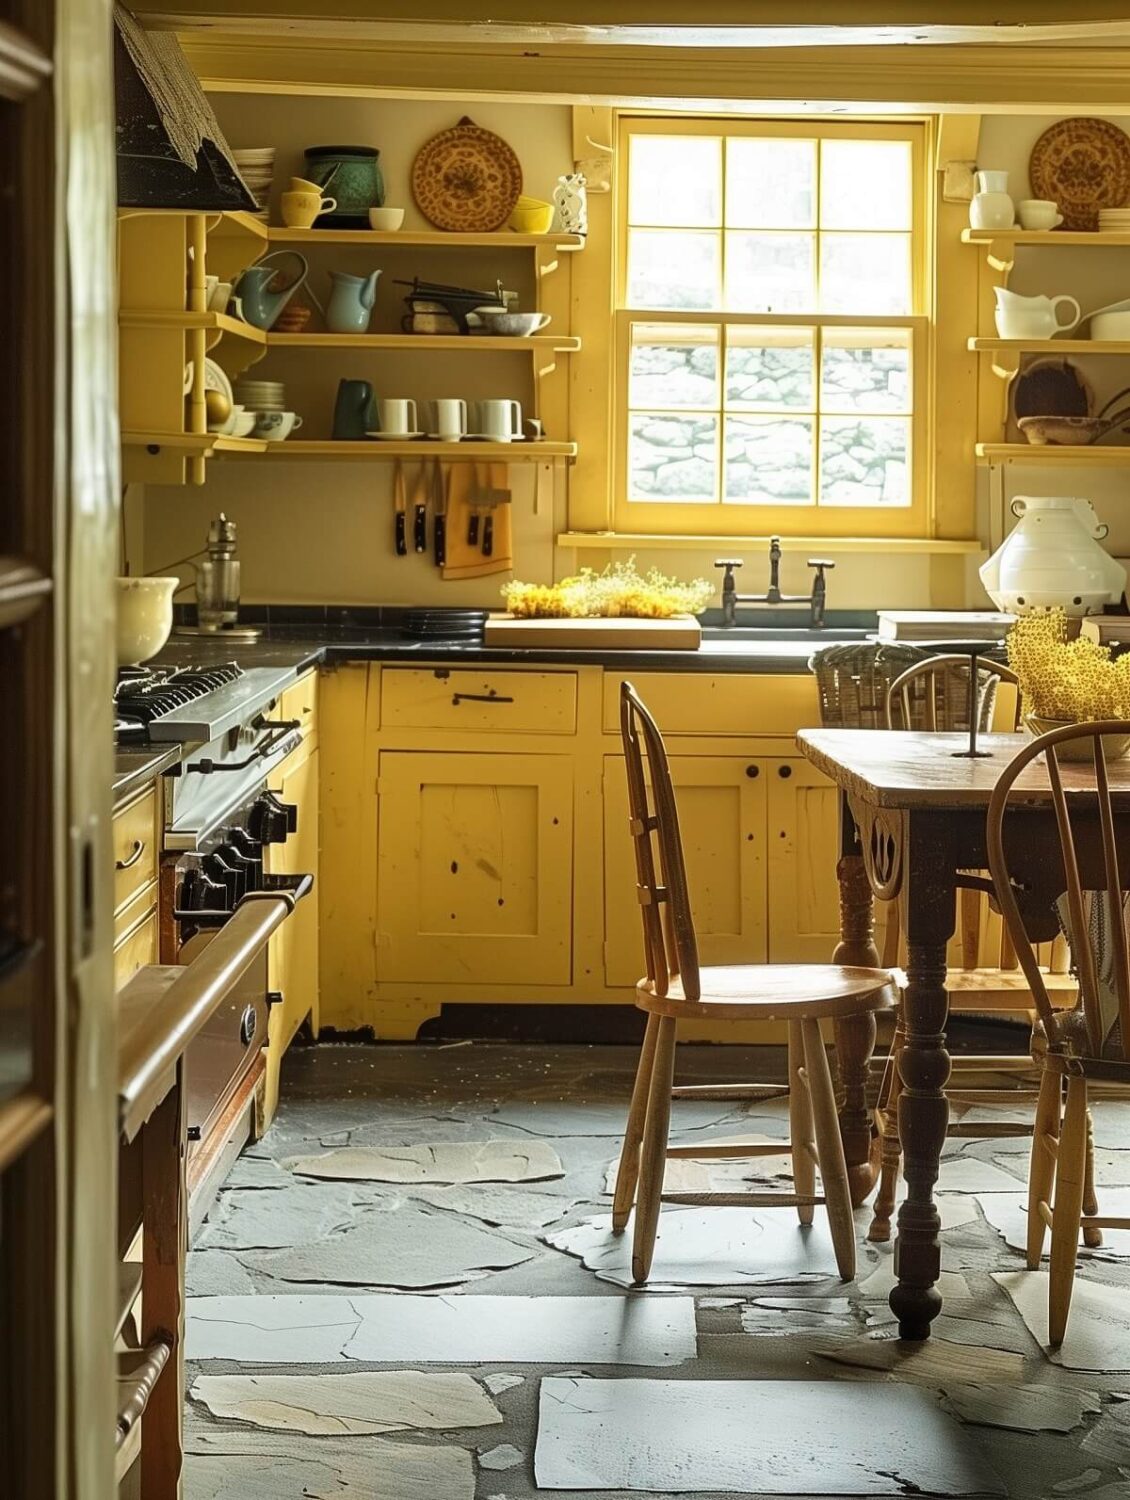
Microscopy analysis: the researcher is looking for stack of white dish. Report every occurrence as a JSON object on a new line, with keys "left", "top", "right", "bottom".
{"left": 1086, "top": 296, "right": 1130, "bottom": 341}
{"left": 235, "top": 377, "right": 286, "bottom": 412}
{"left": 1098, "top": 207, "right": 1130, "bottom": 232}
{"left": 233, "top": 147, "right": 276, "bottom": 220}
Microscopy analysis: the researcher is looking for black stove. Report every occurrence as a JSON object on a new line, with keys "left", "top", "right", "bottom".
{"left": 114, "top": 662, "right": 243, "bottom": 742}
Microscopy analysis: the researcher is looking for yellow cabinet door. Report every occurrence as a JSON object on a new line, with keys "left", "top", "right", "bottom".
{"left": 377, "top": 752, "right": 573, "bottom": 985}
{"left": 766, "top": 758, "right": 843, "bottom": 963}
{"left": 264, "top": 747, "right": 320, "bottom": 1122}
{"left": 603, "top": 756, "right": 768, "bottom": 988}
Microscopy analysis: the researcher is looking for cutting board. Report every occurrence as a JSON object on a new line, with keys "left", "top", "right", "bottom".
{"left": 484, "top": 613, "right": 702, "bottom": 650}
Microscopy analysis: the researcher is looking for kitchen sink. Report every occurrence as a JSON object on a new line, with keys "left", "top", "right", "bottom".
{"left": 701, "top": 625, "right": 873, "bottom": 644}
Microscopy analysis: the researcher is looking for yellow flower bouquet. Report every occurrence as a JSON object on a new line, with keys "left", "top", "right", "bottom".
{"left": 1005, "top": 608, "right": 1130, "bottom": 757}
{"left": 502, "top": 560, "right": 713, "bottom": 620}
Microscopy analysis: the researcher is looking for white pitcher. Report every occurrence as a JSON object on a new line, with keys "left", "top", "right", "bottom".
{"left": 980, "top": 496, "right": 1126, "bottom": 616}
{"left": 993, "top": 286, "right": 1081, "bottom": 340}
{"left": 970, "top": 169, "right": 1015, "bottom": 231}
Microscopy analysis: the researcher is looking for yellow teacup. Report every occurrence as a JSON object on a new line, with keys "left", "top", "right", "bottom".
{"left": 280, "top": 190, "right": 337, "bottom": 229}
{"left": 289, "top": 176, "right": 325, "bottom": 196}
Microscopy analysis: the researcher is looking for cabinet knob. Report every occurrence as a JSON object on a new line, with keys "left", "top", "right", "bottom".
{"left": 745, "top": 764, "right": 760, "bottom": 779}
{"left": 778, "top": 764, "right": 793, "bottom": 779}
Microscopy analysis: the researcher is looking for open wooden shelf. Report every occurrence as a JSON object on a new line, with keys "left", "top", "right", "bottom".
{"left": 243, "top": 439, "right": 577, "bottom": 461}
{"left": 962, "top": 228, "right": 1130, "bottom": 248}
{"left": 122, "top": 431, "right": 268, "bottom": 456}
{"left": 267, "top": 227, "right": 584, "bottom": 251}
{"left": 976, "top": 442, "right": 1130, "bottom": 466}
{"left": 969, "top": 336, "right": 1130, "bottom": 355}
{"left": 265, "top": 332, "right": 580, "bottom": 352}
{"left": 119, "top": 309, "right": 267, "bottom": 348}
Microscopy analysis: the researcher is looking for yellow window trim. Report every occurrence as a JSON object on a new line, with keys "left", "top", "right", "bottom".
{"left": 611, "top": 112, "right": 935, "bottom": 541}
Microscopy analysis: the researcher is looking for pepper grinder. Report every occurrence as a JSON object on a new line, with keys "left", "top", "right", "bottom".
{"left": 174, "top": 512, "right": 261, "bottom": 640}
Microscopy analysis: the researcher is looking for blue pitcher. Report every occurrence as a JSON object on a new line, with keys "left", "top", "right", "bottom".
{"left": 325, "top": 270, "right": 381, "bottom": 334}
{"left": 231, "top": 251, "right": 310, "bottom": 331}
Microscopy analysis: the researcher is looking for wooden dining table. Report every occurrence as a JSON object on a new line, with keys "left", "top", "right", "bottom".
{"left": 799, "top": 727, "right": 1130, "bottom": 1342}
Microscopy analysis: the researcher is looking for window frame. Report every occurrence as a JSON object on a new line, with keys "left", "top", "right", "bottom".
{"left": 612, "top": 114, "right": 933, "bottom": 540}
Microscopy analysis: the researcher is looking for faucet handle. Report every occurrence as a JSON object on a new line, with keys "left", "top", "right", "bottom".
{"left": 714, "top": 558, "right": 743, "bottom": 571}
{"left": 807, "top": 558, "right": 835, "bottom": 572}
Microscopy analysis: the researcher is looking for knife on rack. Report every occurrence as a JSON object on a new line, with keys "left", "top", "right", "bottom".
{"left": 393, "top": 460, "right": 408, "bottom": 556}
{"left": 432, "top": 458, "right": 448, "bottom": 568}
{"left": 412, "top": 462, "right": 428, "bottom": 554}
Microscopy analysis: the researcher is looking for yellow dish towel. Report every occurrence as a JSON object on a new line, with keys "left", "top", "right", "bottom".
{"left": 441, "top": 461, "right": 513, "bottom": 579}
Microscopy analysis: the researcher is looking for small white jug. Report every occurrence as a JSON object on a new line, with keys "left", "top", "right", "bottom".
{"left": 970, "top": 169, "right": 1015, "bottom": 231}
{"left": 994, "top": 287, "right": 1081, "bottom": 340}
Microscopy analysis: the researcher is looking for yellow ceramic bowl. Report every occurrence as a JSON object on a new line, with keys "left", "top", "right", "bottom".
{"left": 1025, "top": 714, "right": 1130, "bottom": 761}
{"left": 509, "top": 200, "right": 554, "bottom": 234}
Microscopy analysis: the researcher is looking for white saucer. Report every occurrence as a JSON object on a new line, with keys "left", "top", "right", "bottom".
{"left": 426, "top": 433, "right": 465, "bottom": 442}
{"left": 464, "top": 434, "right": 524, "bottom": 443}
{"left": 366, "top": 431, "right": 423, "bottom": 441}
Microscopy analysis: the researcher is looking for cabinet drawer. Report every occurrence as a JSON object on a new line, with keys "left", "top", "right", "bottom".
{"left": 278, "top": 669, "right": 318, "bottom": 733}
{"left": 113, "top": 787, "right": 157, "bottom": 916}
{"left": 602, "top": 672, "right": 818, "bottom": 737}
{"left": 114, "top": 906, "right": 157, "bottom": 992}
{"left": 382, "top": 668, "right": 576, "bottom": 734}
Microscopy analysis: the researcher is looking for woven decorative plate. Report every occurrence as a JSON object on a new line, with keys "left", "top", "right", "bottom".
{"left": 412, "top": 116, "right": 523, "bottom": 232}
{"left": 1030, "top": 117, "right": 1130, "bottom": 231}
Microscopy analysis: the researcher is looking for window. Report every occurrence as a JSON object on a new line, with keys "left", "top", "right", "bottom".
{"left": 615, "top": 118, "right": 929, "bottom": 537}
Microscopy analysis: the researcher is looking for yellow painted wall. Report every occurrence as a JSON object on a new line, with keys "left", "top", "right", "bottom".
{"left": 130, "top": 95, "right": 1130, "bottom": 611}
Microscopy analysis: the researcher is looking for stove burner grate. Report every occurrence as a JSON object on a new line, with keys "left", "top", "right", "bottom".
{"left": 114, "top": 662, "right": 243, "bottom": 729}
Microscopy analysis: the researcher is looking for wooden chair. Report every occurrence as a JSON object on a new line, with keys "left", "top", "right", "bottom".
{"left": 987, "top": 721, "right": 1130, "bottom": 1345}
{"left": 612, "top": 681, "right": 897, "bottom": 1284}
{"left": 870, "top": 654, "right": 1084, "bottom": 1242}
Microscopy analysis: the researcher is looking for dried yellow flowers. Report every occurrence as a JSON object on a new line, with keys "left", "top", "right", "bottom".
{"left": 502, "top": 561, "right": 713, "bottom": 620}
{"left": 1006, "top": 608, "right": 1130, "bottom": 722}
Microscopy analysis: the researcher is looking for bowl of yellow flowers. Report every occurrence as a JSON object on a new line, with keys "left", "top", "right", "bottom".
{"left": 1006, "top": 607, "right": 1130, "bottom": 759}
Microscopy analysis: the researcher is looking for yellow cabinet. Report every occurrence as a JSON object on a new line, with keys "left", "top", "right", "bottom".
{"left": 603, "top": 755, "right": 768, "bottom": 987}
{"left": 766, "top": 758, "right": 843, "bottom": 963}
{"left": 377, "top": 751, "right": 573, "bottom": 986}
{"left": 263, "top": 744, "right": 320, "bottom": 1124}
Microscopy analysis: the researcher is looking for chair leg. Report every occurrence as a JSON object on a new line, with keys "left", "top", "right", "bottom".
{"left": 1048, "top": 1075, "right": 1088, "bottom": 1347}
{"left": 1082, "top": 1107, "right": 1103, "bottom": 1250}
{"left": 631, "top": 1016, "right": 677, "bottom": 1285}
{"left": 802, "top": 1017, "right": 856, "bottom": 1281}
{"left": 788, "top": 1021, "right": 815, "bottom": 1227}
{"left": 612, "top": 1014, "right": 660, "bottom": 1234}
{"left": 1026, "top": 1065, "right": 1060, "bottom": 1269}
{"left": 868, "top": 1016, "right": 905, "bottom": 1244}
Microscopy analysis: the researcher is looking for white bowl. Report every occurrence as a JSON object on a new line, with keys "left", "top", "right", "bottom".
{"left": 116, "top": 577, "right": 178, "bottom": 666}
{"left": 369, "top": 207, "right": 405, "bottom": 231}
{"left": 1091, "top": 310, "right": 1130, "bottom": 341}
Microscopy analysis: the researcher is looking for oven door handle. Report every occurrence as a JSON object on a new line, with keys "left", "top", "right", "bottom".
{"left": 118, "top": 874, "right": 313, "bottom": 1140}
{"left": 183, "top": 720, "right": 301, "bottom": 775}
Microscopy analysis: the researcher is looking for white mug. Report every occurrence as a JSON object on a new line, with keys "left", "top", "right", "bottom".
{"left": 432, "top": 397, "right": 467, "bottom": 441}
{"left": 1017, "top": 199, "right": 1064, "bottom": 231}
{"left": 208, "top": 279, "right": 233, "bottom": 312}
{"left": 254, "top": 410, "right": 303, "bottom": 441}
{"left": 477, "top": 398, "right": 522, "bottom": 442}
{"left": 377, "top": 397, "right": 418, "bottom": 435}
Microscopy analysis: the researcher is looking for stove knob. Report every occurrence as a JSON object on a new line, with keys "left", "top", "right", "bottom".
{"left": 249, "top": 793, "right": 296, "bottom": 845}
{"left": 227, "top": 828, "right": 264, "bottom": 889}
{"left": 202, "top": 852, "right": 241, "bottom": 908}
{"left": 180, "top": 864, "right": 227, "bottom": 911}
{"left": 217, "top": 840, "right": 258, "bottom": 897}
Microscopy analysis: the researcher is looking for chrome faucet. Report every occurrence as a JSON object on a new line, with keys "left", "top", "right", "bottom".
{"left": 714, "top": 537, "right": 835, "bottom": 629}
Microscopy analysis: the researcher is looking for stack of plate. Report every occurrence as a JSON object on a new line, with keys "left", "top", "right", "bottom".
{"left": 1098, "top": 207, "right": 1130, "bottom": 231}
{"left": 233, "top": 147, "right": 276, "bottom": 220}
{"left": 234, "top": 378, "right": 286, "bottom": 413}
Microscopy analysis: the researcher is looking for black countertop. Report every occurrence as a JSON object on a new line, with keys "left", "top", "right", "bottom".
{"left": 112, "top": 744, "right": 182, "bottom": 809}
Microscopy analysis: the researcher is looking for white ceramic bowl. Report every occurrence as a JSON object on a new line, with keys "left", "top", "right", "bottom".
{"left": 369, "top": 207, "right": 405, "bottom": 231}
{"left": 1091, "top": 310, "right": 1130, "bottom": 341}
{"left": 116, "top": 577, "right": 178, "bottom": 666}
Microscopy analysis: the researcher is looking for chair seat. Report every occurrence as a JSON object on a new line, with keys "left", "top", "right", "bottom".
{"left": 636, "top": 963, "right": 897, "bottom": 1021}
{"left": 943, "top": 968, "right": 1078, "bottom": 1013}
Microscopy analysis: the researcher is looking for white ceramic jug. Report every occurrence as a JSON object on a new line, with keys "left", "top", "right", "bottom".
{"left": 970, "top": 169, "right": 1015, "bottom": 231}
{"left": 993, "top": 287, "right": 1081, "bottom": 339}
{"left": 980, "top": 496, "right": 1126, "bottom": 616}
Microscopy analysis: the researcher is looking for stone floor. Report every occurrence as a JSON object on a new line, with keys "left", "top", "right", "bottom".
{"left": 184, "top": 1042, "right": 1130, "bottom": 1499}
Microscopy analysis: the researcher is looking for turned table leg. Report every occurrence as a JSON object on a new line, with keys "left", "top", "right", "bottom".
{"left": 832, "top": 840, "right": 881, "bottom": 1209}
{"left": 890, "top": 830, "right": 954, "bottom": 1342}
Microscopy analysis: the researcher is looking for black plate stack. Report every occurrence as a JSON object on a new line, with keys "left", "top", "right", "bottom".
{"left": 400, "top": 608, "right": 487, "bottom": 643}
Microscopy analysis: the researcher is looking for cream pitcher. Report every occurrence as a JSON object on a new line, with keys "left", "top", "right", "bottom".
{"left": 993, "top": 286, "right": 1081, "bottom": 339}
{"left": 969, "top": 169, "right": 1015, "bottom": 230}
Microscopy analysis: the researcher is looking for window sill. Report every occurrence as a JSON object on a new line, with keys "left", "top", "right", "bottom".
{"left": 557, "top": 532, "right": 984, "bottom": 555}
